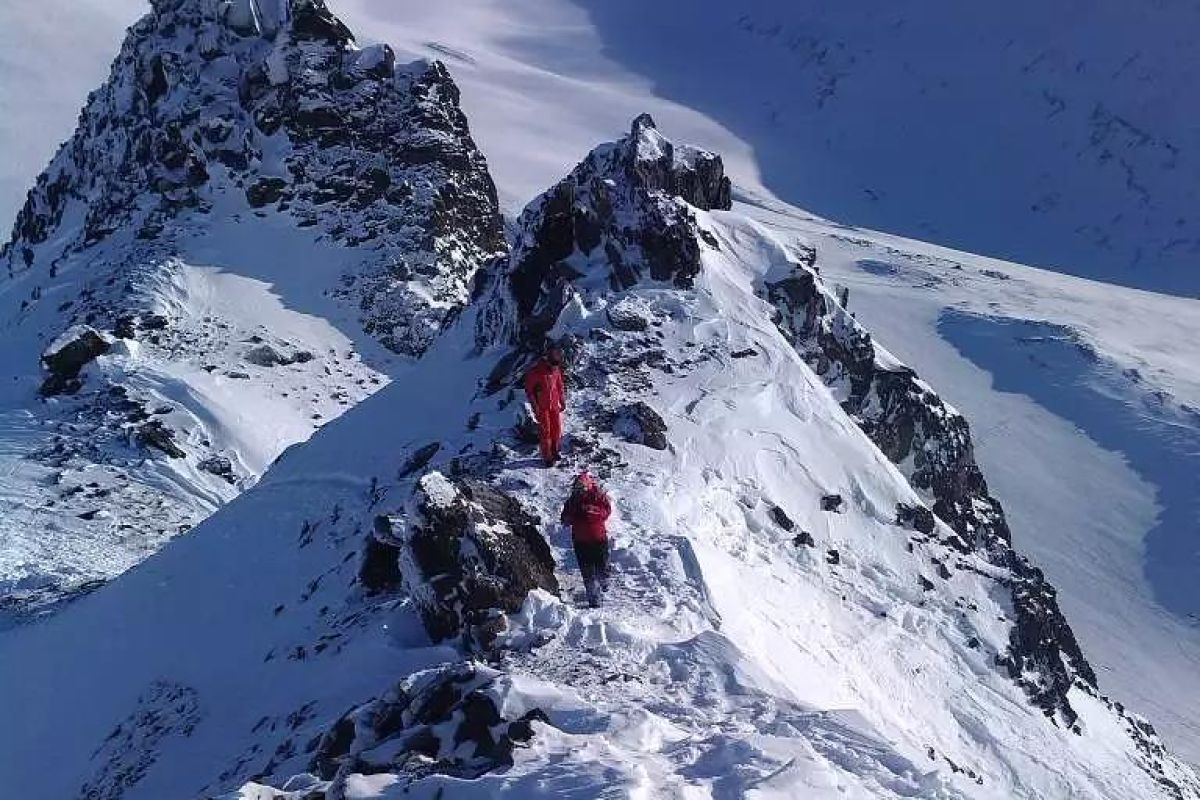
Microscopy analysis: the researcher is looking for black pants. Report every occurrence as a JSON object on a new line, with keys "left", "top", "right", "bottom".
{"left": 573, "top": 539, "right": 610, "bottom": 588}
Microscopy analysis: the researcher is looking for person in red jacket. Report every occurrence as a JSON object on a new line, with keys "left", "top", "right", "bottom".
{"left": 560, "top": 471, "right": 612, "bottom": 607}
{"left": 523, "top": 345, "right": 567, "bottom": 466}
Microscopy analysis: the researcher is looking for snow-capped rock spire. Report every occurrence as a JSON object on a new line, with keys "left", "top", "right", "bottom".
{"left": 3, "top": 0, "right": 503, "bottom": 356}
{"left": 0, "top": 0, "right": 504, "bottom": 620}
{"left": 476, "top": 114, "right": 731, "bottom": 351}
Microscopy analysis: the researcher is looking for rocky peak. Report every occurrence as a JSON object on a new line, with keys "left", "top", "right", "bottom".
{"left": 621, "top": 113, "right": 732, "bottom": 211}
{"left": 475, "top": 114, "right": 731, "bottom": 351}
{"left": 3, "top": 0, "right": 503, "bottom": 356}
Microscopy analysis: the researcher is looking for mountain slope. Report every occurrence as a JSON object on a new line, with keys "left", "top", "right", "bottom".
{"left": 569, "top": 0, "right": 1200, "bottom": 296}
{"left": 320, "top": 0, "right": 1200, "bottom": 759}
{"left": 0, "top": 0, "right": 502, "bottom": 620}
{"left": 1, "top": 119, "right": 1194, "bottom": 800}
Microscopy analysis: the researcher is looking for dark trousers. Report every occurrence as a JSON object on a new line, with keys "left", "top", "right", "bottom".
{"left": 573, "top": 538, "right": 610, "bottom": 591}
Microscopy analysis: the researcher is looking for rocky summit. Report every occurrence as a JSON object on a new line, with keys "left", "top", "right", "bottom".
{"left": 0, "top": 0, "right": 502, "bottom": 621}
{"left": 3, "top": 0, "right": 503, "bottom": 356}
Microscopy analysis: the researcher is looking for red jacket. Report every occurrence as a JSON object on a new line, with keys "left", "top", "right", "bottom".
{"left": 524, "top": 358, "right": 565, "bottom": 415}
{"left": 561, "top": 483, "right": 611, "bottom": 543}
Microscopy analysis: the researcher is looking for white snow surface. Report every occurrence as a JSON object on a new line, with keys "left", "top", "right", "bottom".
{"left": 0, "top": 204, "right": 1193, "bottom": 799}
{"left": 0, "top": 205, "right": 391, "bottom": 618}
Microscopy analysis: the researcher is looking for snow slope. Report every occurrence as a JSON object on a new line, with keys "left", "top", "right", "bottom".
{"left": 0, "top": 121, "right": 1194, "bottom": 799}
{"left": 757, "top": 203, "right": 1200, "bottom": 764}
{"left": 569, "top": 0, "right": 1200, "bottom": 296}
{"left": 0, "top": 0, "right": 503, "bottom": 620}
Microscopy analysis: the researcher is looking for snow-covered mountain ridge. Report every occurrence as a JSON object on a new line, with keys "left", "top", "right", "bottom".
{"left": 2, "top": 110, "right": 1196, "bottom": 798}
{"left": 0, "top": 0, "right": 502, "bottom": 620}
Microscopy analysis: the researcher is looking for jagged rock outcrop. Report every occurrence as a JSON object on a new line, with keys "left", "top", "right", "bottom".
{"left": 39, "top": 326, "right": 112, "bottom": 396}
{"left": 3, "top": 0, "right": 503, "bottom": 357}
{"left": 764, "top": 247, "right": 1097, "bottom": 724}
{"left": 381, "top": 472, "right": 558, "bottom": 648}
{"left": 311, "top": 662, "right": 547, "bottom": 792}
{"left": 476, "top": 114, "right": 730, "bottom": 352}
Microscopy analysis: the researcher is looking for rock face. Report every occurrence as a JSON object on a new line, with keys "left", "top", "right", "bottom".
{"left": 612, "top": 402, "right": 668, "bottom": 450}
{"left": 40, "top": 326, "right": 112, "bottom": 396}
{"left": 476, "top": 114, "right": 731, "bottom": 351}
{"left": 2, "top": 0, "right": 504, "bottom": 357}
{"left": 387, "top": 472, "right": 558, "bottom": 648}
{"left": 312, "top": 662, "right": 547, "bottom": 788}
{"left": 764, "top": 247, "right": 1097, "bottom": 724}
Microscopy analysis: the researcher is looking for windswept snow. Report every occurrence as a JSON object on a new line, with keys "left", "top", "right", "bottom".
{"left": 741, "top": 198, "right": 1200, "bottom": 762}
{"left": 0, "top": 216, "right": 388, "bottom": 623}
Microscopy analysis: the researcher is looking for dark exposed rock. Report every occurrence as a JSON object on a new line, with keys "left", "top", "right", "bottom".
{"left": 395, "top": 472, "right": 558, "bottom": 648}
{"left": 198, "top": 454, "right": 235, "bottom": 483}
{"left": 113, "top": 316, "right": 138, "bottom": 340}
{"left": 896, "top": 502, "right": 936, "bottom": 535}
{"left": 998, "top": 558, "right": 1096, "bottom": 727}
{"left": 476, "top": 115, "right": 729, "bottom": 350}
{"left": 763, "top": 249, "right": 1097, "bottom": 725}
{"left": 312, "top": 662, "right": 549, "bottom": 785}
{"left": 245, "top": 177, "right": 288, "bottom": 208}
{"left": 136, "top": 419, "right": 185, "bottom": 459}
{"left": 245, "top": 344, "right": 287, "bottom": 367}
{"left": 398, "top": 442, "right": 442, "bottom": 479}
{"left": 359, "top": 516, "right": 403, "bottom": 594}
{"left": 919, "top": 575, "right": 935, "bottom": 591}
{"left": 820, "top": 494, "right": 844, "bottom": 512}
{"left": 769, "top": 505, "right": 796, "bottom": 532}
{"left": 826, "top": 549, "right": 841, "bottom": 565}
{"left": 624, "top": 114, "right": 732, "bottom": 212}
{"left": 730, "top": 348, "right": 758, "bottom": 359}
{"left": 40, "top": 327, "right": 111, "bottom": 396}
{"left": 612, "top": 402, "right": 668, "bottom": 450}
{"left": 291, "top": 0, "right": 355, "bottom": 45}
{"left": 792, "top": 531, "right": 815, "bottom": 548}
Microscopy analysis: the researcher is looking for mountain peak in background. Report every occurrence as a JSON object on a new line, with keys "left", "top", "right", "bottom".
{"left": 0, "top": 0, "right": 501, "bottom": 620}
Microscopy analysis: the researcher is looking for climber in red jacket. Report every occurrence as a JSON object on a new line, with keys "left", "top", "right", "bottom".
{"left": 560, "top": 471, "right": 612, "bottom": 607}
{"left": 523, "top": 345, "right": 566, "bottom": 466}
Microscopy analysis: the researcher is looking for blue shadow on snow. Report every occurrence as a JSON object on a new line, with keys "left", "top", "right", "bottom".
{"left": 938, "top": 310, "right": 1200, "bottom": 621}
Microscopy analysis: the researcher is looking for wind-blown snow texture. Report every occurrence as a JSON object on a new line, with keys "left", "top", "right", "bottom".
{"left": 1, "top": 115, "right": 1196, "bottom": 799}
{"left": 570, "top": 0, "right": 1200, "bottom": 297}
{"left": 0, "top": 0, "right": 502, "bottom": 620}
